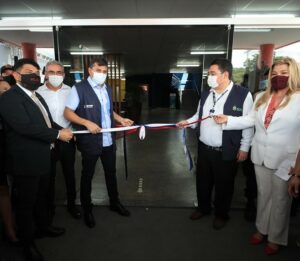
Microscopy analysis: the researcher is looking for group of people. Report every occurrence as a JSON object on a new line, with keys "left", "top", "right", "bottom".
{"left": 177, "top": 57, "right": 300, "bottom": 255}
{"left": 0, "top": 57, "right": 133, "bottom": 261}
{"left": 0, "top": 56, "right": 299, "bottom": 261}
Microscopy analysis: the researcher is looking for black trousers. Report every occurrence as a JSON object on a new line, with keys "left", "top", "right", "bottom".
{"left": 48, "top": 140, "right": 76, "bottom": 216}
{"left": 241, "top": 148, "right": 257, "bottom": 202}
{"left": 196, "top": 142, "right": 238, "bottom": 218}
{"left": 12, "top": 174, "right": 49, "bottom": 246}
{"left": 80, "top": 145, "right": 119, "bottom": 211}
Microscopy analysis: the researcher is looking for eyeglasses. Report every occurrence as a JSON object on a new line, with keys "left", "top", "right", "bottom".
{"left": 47, "top": 70, "right": 64, "bottom": 76}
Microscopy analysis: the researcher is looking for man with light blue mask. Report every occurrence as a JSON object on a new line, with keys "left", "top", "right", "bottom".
{"left": 64, "top": 58, "right": 133, "bottom": 228}
{"left": 258, "top": 79, "right": 268, "bottom": 91}
{"left": 177, "top": 59, "right": 254, "bottom": 230}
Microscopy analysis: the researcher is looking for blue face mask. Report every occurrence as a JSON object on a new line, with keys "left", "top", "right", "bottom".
{"left": 259, "top": 79, "right": 268, "bottom": 91}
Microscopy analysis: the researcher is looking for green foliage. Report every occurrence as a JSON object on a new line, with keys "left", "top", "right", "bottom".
{"left": 243, "top": 53, "right": 259, "bottom": 72}
{"left": 232, "top": 68, "right": 246, "bottom": 84}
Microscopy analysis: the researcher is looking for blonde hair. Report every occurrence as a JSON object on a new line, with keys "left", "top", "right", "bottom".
{"left": 255, "top": 57, "right": 300, "bottom": 110}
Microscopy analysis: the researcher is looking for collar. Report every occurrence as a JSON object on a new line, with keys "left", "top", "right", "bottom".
{"left": 87, "top": 76, "right": 106, "bottom": 89}
{"left": 210, "top": 81, "right": 233, "bottom": 95}
{"left": 17, "top": 83, "right": 35, "bottom": 97}
{"left": 40, "top": 83, "right": 67, "bottom": 92}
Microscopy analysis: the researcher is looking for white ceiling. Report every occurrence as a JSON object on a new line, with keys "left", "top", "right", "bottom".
{"left": 0, "top": 0, "right": 300, "bottom": 19}
{"left": 0, "top": 0, "right": 299, "bottom": 73}
{"left": 0, "top": 0, "right": 299, "bottom": 49}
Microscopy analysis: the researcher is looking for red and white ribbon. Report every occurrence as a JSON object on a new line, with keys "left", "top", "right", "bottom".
{"left": 72, "top": 117, "right": 211, "bottom": 171}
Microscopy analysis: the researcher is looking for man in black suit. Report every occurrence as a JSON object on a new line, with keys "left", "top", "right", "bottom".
{"left": 0, "top": 59, "right": 73, "bottom": 261}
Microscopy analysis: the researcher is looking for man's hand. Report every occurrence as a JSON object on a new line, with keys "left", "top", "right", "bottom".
{"left": 84, "top": 120, "right": 102, "bottom": 134}
{"left": 120, "top": 118, "right": 134, "bottom": 127}
{"left": 288, "top": 174, "right": 300, "bottom": 198}
{"left": 213, "top": 115, "right": 228, "bottom": 124}
{"left": 176, "top": 120, "right": 189, "bottom": 128}
{"left": 288, "top": 167, "right": 300, "bottom": 197}
{"left": 236, "top": 150, "right": 248, "bottom": 162}
{"left": 58, "top": 128, "right": 73, "bottom": 142}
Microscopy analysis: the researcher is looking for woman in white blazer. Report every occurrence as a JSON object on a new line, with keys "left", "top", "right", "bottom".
{"left": 214, "top": 57, "right": 300, "bottom": 255}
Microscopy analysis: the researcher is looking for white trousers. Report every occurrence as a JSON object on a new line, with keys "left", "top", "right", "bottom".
{"left": 254, "top": 164, "right": 292, "bottom": 245}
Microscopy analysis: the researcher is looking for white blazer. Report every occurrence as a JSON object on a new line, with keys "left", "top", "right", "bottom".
{"left": 225, "top": 91, "right": 300, "bottom": 169}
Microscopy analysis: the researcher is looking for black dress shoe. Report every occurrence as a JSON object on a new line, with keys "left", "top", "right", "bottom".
{"left": 9, "top": 239, "right": 23, "bottom": 247}
{"left": 110, "top": 202, "right": 130, "bottom": 216}
{"left": 84, "top": 211, "right": 96, "bottom": 228}
{"left": 190, "top": 210, "right": 206, "bottom": 220}
{"left": 213, "top": 217, "right": 228, "bottom": 230}
{"left": 67, "top": 205, "right": 81, "bottom": 219}
{"left": 35, "top": 226, "right": 66, "bottom": 238}
{"left": 244, "top": 206, "right": 256, "bottom": 222}
{"left": 24, "top": 244, "right": 44, "bottom": 261}
{"left": 2, "top": 231, "right": 22, "bottom": 247}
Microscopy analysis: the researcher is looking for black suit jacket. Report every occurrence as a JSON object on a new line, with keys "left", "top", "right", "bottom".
{"left": 0, "top": 85, "right": 61, "bottom": 176}
{"left": 0, "top": 125, "right": 7, "bottom": 185}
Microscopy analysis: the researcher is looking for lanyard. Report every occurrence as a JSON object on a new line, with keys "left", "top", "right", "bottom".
{"left": 209, "top": 90, "right": 228, "bottom": 115}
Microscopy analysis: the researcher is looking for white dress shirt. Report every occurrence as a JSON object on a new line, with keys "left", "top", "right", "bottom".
{"left": 37, "top": 83, "right": 72, "bottom": 128}
{"left": 17, "top": 83, "right": 59, "bottom": 141}
{"left": 17, "top": 83, "right": 50, "bottom": 118}
{"left": 187, "top": 82, "right": 254, "bottom": 152}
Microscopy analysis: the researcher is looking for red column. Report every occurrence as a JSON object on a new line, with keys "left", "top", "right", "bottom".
{"left": 21, "top": 42, "right": 37, "bottom": 61}
{"left": 259, "top": 44, "right": 274, "bottom": 69}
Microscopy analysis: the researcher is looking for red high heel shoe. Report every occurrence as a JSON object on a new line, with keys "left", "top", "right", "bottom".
{"left": 250, "top": 233, "right": 264, "bottom": 245}
{"left": 264, "top": 243, "right": 280, "bottom": 255}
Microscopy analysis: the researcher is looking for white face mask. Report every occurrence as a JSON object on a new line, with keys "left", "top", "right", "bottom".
{"left": 207, "top": 75, "right": 219, "bottom": 89}
{"left": 48, "top": 75, "right": 64, "bottom": 88}
{"left": 93, "top": 72, "right": 107, "bottom": 85}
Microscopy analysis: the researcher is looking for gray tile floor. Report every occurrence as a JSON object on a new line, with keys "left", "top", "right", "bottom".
{"left": 55, "top": 107, "right": 247, "bottom": 208}
{"left": 1, "top": 106, "right": 299, "bottom": 261}
{"left": 1, "top": 207, "right": 299, "bottom": 261}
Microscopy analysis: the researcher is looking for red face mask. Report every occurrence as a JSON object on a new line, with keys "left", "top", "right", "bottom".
{"left": 271, "top": 75, "right": 289, "bottom": 91}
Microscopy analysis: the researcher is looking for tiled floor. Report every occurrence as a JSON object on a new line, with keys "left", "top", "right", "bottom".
{"left": 1, "top": 207, "right": 299, "bottom": 261}
{"left": 1, "top": 106, "right": 299, "bottom": 261}
{"left": 55, "top": 107, "right": 248, "bottom": 208}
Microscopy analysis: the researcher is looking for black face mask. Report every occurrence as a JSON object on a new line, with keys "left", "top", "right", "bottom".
{"left": 3, "top": 75, "right": 16, "bottom": 86}
{"left": 20, "top": 73, "right": 41, "bottom": 91}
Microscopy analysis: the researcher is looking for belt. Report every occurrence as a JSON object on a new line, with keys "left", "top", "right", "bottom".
{"left": 201, "top": 142, "right": 223, "bottom": 152}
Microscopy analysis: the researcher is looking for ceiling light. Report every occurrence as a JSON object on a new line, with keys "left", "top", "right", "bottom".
{"left": 63, "top": 65, "right": 71, "bottom": 67}
{"left": 0, "top": 26, "right": 53, "bottom": 32}
{"left": 190, "top": 51, "right": 226, "bottom": 55}
{"left": 70, "top": 51, "right": 103, "bottom": 55}
{"left": 29, "top": 27, "right": 53, "bottom": 32}
{"left": 234, "top": 28, "right": 272, "bottom": 32}
{"left": 232, "top": 14, "right": 295, "bottom": 18}
{"left": 0, "top": 27, "right": 28, "bottom": 30}
{"left": 1, "top": 16, "right": 62, "bottom": 20}
{"left": 177, "top": 64, "right": 200, "bottom": 67}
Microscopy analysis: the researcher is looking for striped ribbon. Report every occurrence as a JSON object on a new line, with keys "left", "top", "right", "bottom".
{"left": 72, "top": 116, "right": 211, "bottom": 174}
